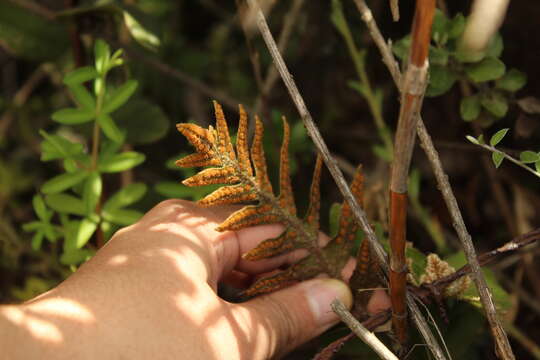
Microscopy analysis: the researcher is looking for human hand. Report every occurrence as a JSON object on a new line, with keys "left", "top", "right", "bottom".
{"left": 0, "top": 200, "right": 389, "bottom": 359}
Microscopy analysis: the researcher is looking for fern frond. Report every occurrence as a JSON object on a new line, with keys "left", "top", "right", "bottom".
{"left": 176, "top": 101, "right": 366, "bottom": 297}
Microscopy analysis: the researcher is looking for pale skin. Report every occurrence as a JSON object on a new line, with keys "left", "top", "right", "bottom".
{"left": 0, "top": 200, "right": 391, "bottom": 359}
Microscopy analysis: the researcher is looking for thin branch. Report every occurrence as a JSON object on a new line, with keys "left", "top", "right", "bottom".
{"left": 332, "top": 300, "right": 398, "bottom": 360}
{"left": 253, "top": 0, "right": 305, "bottom": 115}
{"left": 352, "top": 1, "right": 515, "bottom": 358}
{"left": 245, "top": 1, "right": 448, "bottom": 359}
{"left": 470, "top": 141, "right": 540, "bottom": 179}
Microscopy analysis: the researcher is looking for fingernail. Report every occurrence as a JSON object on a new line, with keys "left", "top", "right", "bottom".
{"left": 303, "top": 279, "right": 353, "bottom": 326}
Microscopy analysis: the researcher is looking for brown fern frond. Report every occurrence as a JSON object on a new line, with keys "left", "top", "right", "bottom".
{"left": 217, "top": 204, "right": 280, "bottom": 231}
{"left": 176, "top": 101, "right": 365, "bottom": 298}
{"left": 213, "top": 101, "right": 236, "bottom": 161}
{"left": 175, "top": 153, "right": 220, "bottom": 168}
{"left": 176, "top": 123, "right": 215, "bottom": 157}
{"left": 278, "top": 117, "right": 296, "bottom": 216}
{"left": 236, "top": 104, "right": 252, "bottom": 176}
{"left": 251, "top": 116, "right": 273, "bottom": 194}
{"left": 305, "top": 155, "right": 323, "bottom": 229}
{"left": 198, "top": 184, "right": 256, "bottom": 206}
{"left": 241, "top": 228, "right": 297, "bottom": 260}
{"left": 183, "top": 166, "right": 239, "bottom": 186}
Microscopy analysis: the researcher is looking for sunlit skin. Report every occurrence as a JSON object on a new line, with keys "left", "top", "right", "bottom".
{"left": 0, "top": 200, "right": 391, "bottom": 359}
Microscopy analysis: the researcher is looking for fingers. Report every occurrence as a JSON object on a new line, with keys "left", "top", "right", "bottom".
{"left": 230, "top": 278, "right": 352, "bottom": 359}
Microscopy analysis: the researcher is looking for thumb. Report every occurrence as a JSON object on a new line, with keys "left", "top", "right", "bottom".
{"left": 231, "top": 279, "right": 353, "bottom": 359}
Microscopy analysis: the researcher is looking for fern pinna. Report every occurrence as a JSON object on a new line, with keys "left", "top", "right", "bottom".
{"left": 175, "top": 101, "right": 378, "bottom": 297}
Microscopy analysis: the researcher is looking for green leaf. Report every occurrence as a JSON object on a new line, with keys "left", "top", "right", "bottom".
{"left": 492, "top": 152, "right": 504, "bottom": 168}
{"left": 465, "top": 57, "right": 506, "bottom": 83}
{"left": 97, "top": 114, "right": 124, "bottom": 143}
{"left": 98, "top": 152, "right": 145, "bottom": 173}
{"left": 114, "top": 98, "right": 170, "bottom": 144}
{"left": 426, "top": 65, "right": 457, "bottom": 97}
{"left": 447, "top": 13, "right": 465, "bottom": 39}
{"left": 45, "top": 193, "right": 86, "bottom": 215}
{"left": 41, "top": 171, "right": 88, "bottom": 194}
{"left": 477, "top": 134, "right": 485, "bottom": 145}
{"left": 408, "top": 169, "right": 421, "bottom": 199}
{"left": 40, "top": 131, "right": 84, "bottom": 161}
{"left": 23, "top": 221, "right": 42, "bottom": 232}
{"left": 490, "top": 128, "right": 509, "bottom": 146}
{"left": 0, "top": 2, "right": 68, "bottom": 61}
{"left": 102, "top": 80, "right": 138, "bottom": 114}
{"left": 103, "top": 183, "right": 147, "bottom": 211}
{"left": 445, "top": 251, "right": 511, "bottom": 312}
{"left": 431, "top": 9, "right": 449, "bottom": 44}
{"left": 32, "top": 195, "right": 49, "bottom": 221}
{"left": 75, "top": 218, "right": 98, "bottom": 248}
{"left": 52, "top": 108, "right": 95, "bottom": 124}
{"left": 372, "top": 144, "right": 392, "bottom": 162}
{"left": 63, "top": 67, "right": 98, "bottom": 86}
{"left": 60, "top": 248, "right": 94, "bottom": 265}
{"left": 536, "top": 160, "right": 540, "bottom": 173}
{"left": 465, "top": 135, "right": 478, "bottom": 145}
{"left": 68, "top": 84, "right": 96, "bottom": 109}
{"left": 94, "top": 39, "right": 110, "bottom": 74}
{"left": 429, "top": 46, "right": 449, "bottom": 66}
{"left": 496, "top": 69, "right": 527, "bottom": 92}
{"left": 519, "top": 151, "right": 540, "bottom": 164}
{"left": 83, "top": 172, "right": 102, "bottom": 215}
{"left": 481, "top": 93, "right": 508, "bottom": 118}
{"left": 392, "top": 35, "right": 411, "bottom": 60}
{"left": 102, "top": 208, "right": 143, "bottom": 226}
{"left": 460, "top": 95, "right": 481, "bottom": 121}
{"left": 486, "top": 33, "right": 504, "bottom": 58}
{"left": 31, "top": 232, "right": 44, "bottom": 250}
{"left": 122, "top": 11, "right": 160, "bottom": 50}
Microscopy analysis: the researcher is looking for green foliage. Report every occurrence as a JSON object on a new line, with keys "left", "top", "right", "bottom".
{"left": 393, "top": 10, "right": 525, "bottom": 125}
{"left": 25, "top": 40, "right": 148, "bottom": 265}
{"left": 467, "top": 129, "right": 540, "bottom": 177}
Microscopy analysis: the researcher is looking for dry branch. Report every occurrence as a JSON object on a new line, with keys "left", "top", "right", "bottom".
{"left": 332, "top": 300, "right": 398, "bottom": 360}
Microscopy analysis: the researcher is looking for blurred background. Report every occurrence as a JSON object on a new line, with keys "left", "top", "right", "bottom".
{"left": 1, "top": 0, "right": 539, "bottom": 358}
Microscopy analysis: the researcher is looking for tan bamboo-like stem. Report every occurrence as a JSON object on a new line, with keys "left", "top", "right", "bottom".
{"left": 353, "top": 1, "right": 515, "bottom": 358}
{"left": 389, "top": 0, "right": 435, "bottom": 347}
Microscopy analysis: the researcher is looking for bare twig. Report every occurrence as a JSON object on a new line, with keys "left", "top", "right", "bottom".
{"left": 353, "top": 1, "right": 515, "bottom": 358}
{"left": 253, "top": 0, "right": 305, "bottom": 115}
{"left": 388, "top": 0, "right": 434, "bottom": 347}
{"left": 332, "top": 300, "right": 398, "bottom": 360}
{"left": 390, "top": 0, "right": 400, "bottom": 21}
{"left": 245, "top": 1, "right": 448, "bottom": 359}
{"left": 469, "top": 141, "right": 540, "bottom": 180}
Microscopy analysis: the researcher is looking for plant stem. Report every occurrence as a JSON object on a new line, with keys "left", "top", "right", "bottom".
{"left": 334, "top": 11, "right": 393, "bottom": 153}
{"left": 332, "top": 299, "right": 398, "bottom": 360}
{"left": 388, "top": 0, "right": 435, "bottom": 348}
{"left": 474, "top": 143, "right": 540, "bottom": 179}
{"left": 91, "top": 75, "right": 106, "bottom": 170}
{"left": 353, "top": 1, "right": 515, "bottom": 358}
